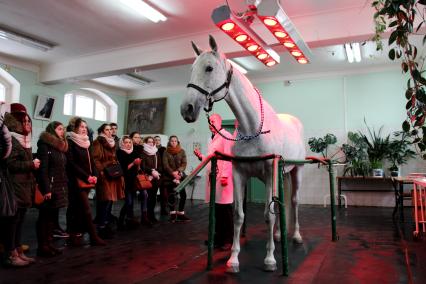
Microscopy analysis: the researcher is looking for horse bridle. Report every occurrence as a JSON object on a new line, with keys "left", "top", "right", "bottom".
{"left": 186, "top": 63, "right": 270, "bottom": 141}
{"left": 187, "top": 65, "right": 233, "bottom": 112}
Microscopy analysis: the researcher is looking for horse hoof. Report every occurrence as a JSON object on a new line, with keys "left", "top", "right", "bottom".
{"left": 226, "top": 264, "right": 240, "bottom": 273}
{"left": 264, "top": 262, "right": 277, "bottom": 272}
{"left": 292, "top": 236, "right": 303, "bottom": 244}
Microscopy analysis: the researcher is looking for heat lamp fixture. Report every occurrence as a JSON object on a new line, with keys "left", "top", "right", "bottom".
{"left": 211, "top": 1, "right": 312, "bottom": 67}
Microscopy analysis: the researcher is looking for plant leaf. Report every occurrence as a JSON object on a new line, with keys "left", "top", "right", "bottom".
{"left": 389, "top": 48, "right": 396, "bottom": 60}
{"left": 403, "top": 120, "right": 410, "bottom": 132}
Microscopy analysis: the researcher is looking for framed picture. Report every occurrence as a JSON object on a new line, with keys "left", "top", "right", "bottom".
{"left": 34, "top": 95, "right": 56, "bottom": 121}
{"left": 127, "top": 98, "right": 167, "bottom": 134}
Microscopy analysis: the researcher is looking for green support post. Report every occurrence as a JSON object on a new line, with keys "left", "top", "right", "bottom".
{"left": 278, "top": 160, "right": 289, "bottom": 276}
{"left": 207, "top": 157, "right": 217, "bottom": 270}
{"left": 328, "top": 160, "right": 338, "bottom": 241}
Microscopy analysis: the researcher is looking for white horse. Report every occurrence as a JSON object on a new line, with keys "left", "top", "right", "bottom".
{"left": 181, "top": 36, "right": 305, "bottom": 272}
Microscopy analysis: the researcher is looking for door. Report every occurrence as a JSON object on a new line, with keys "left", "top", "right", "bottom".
{"left": 222, "top": 119, "right": 266, "bottom": 203}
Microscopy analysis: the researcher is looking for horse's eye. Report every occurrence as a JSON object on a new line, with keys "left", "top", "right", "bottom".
{"left": 205, "top": 66, "right": 213, "bottom": 72}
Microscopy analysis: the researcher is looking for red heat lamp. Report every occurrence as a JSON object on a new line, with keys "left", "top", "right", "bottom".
{"left": 212, "top": 2, "right": 312, "bottom": 67}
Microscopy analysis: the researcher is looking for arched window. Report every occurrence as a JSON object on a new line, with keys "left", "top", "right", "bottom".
{"left": 63, "top": 88, "right": 117, "bottom": 122}
{"left": 0, "top": 67, "right": 20, "bottom": 103}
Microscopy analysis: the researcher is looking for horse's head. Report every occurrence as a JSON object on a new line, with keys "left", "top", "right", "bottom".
{"left": 181, "top": 35, "right": 232, "bottom": 123}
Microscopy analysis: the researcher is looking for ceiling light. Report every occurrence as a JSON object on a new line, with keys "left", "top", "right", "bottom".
{"left": 352, "top": 43, "right": 361, "bottom": 62}
{"left": 227, "top": 59, "right": 248, "bottom": 74}
{"left": 256, "top": 0, "right": 312, "bottom": 64}
{"left": 266, "top": 60, "right": 276, "bottom": 67}
{"left": 344, "top": 43, "right": 354, "bottom": 63}
{"left": 120, "top": 73, "right": 152, "bottom": 86}
{"left": 212, "top": 5, "right": 280, "bottom": 67}
{"left": 235, "top": 34, "right": 248, "bottom": 42}
{"left": 297, "top": 58, "right": 308, "bottom": 64}
{"left": 0, "top": 27, "right": 55, "bottom": 52}
{"left": 120, "top": 0, "right": 166, "bottom": 23}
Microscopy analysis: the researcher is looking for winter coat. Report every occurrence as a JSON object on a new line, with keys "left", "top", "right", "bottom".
{"left": 117, "top": 149, "right": 139, "bottom": 192}
{"left": 204, "top": 129, "right": 234, "bottom": 204}
{"left": 6, "top": 136, "right": 35, "bottom": 208}
{"left": 92, "top": 136, "right": 124, "bottom": 201}
{"left": 141, "top": 151, "right": 162, "bottom": 176}
{"left": 162, "top": 147, "right": 187, "bottom": 185}
{"left": 66, "top": 138, "right": 97, "bottom": 191}
{"left": 37, "top": 132, "right": 68, "bottom": 208}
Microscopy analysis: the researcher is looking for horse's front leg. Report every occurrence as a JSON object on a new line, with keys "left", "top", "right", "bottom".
{"left": 226, "top": 170, "right": 245, "bottom": 273}
{"left": 264, "top": 175, "right": 277, "bottom": 271}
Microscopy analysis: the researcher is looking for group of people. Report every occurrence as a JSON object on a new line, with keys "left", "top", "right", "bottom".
{"left": 0, "top": 102, "right": 192, "bottom": 268}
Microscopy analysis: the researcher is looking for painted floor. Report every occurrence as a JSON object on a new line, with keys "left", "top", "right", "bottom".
{"left": 0, "top": 200, "right": 424, "bottom": 284}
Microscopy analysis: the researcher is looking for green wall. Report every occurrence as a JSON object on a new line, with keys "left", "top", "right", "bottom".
{"left": 7, "top": 66, "right": 127, "bottom": 148}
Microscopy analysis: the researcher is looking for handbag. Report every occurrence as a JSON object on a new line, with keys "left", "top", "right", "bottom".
{"left": 104, "top": 163, "right": 123, "bottom": 179}
{"left": 135, "top": 173, "right": 152, "bottom": 190}
{"left": 34, "top": 184, "right": 44, "bottom": 206}
{"left": 77, "top": 149, "right": 95, "bottom": 189}
{"left": 0, "top": 169, "right": 17, "bottom": 217}
{"left": 76, "top": 178, "right": 95, "bottom": 189}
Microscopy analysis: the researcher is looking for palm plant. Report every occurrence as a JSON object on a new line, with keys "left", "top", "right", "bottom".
{"left": 359, "top": 120, "right": 390, "bottom": 170}
{"left": 342, "top": 132, "right": 370, "bottom": 176}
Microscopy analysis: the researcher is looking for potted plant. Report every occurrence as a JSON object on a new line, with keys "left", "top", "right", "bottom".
{"left": 342, "top": 132, "right": 370, "bottom": 177}
{"left": 308, "top": 133, "right": 337, "bottom": 159}
{"left": 359, "top": 122, "right": 390, "bottom": 177}
{"left": 387, "top": 131, "right": 416, "bottom": 177}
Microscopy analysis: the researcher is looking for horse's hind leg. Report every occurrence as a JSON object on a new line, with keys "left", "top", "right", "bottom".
{"left": 226, "top": 171, "right": 245, "bottom": 273}
{"left": 264, "top": 175, "right": 277, "bottom": 271}
{"left": 290, "top": 166, "right": 303, "bottom": 243}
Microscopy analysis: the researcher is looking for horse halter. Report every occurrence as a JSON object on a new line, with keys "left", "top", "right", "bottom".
{"left": 187, "top": 65, "right": 233, "bottom": 112}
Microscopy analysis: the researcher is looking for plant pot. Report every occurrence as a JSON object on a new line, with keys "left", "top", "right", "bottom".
{"left": 372, "top": 168, "right": 384, "bottom": 177}
{"left": 390, "top": 170, "right": 399, "bottom": 177}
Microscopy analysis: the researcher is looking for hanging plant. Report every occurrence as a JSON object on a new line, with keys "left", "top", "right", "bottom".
{"left": 372, "top": 0, "right": 426, "bottom": 158}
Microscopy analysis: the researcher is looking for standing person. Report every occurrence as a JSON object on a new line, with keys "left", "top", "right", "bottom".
{"left": 130, "top": 131, "right": 143, "bottom": 156}
{"left": 141, "top": 136, "right": 162, "bottom": 224}
{"left": 110, "top": 123, "right": 119, "bottom": 144}
{"left": 162, "top": 135, "right": 190, "bottom": 222}
{"left": 36, "top": 121, "right": 68, "bottom": 257}
{"left": 92, "top": 123, "right": 125, "bottom": 239}
{"left": 66, "top": 117, "right": 105, "bottom": 246}
{"left": 3, "top": 103, "right": 37, "bottom": 266}
{"left": 117, "top": 135, "right": 143, "bottom": 229}
{"left": 194, "top": 114, "right": 234, "bottom": 250}
{"left": 154, "top": 135, "right": 168, "bottom": 216}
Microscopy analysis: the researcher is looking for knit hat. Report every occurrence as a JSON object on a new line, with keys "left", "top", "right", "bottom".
{"left": 10, "top": 103, "right": 27, "bottom": 114}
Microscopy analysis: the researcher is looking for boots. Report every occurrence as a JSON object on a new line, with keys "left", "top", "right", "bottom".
{"left": 141, "top": 212, "right": 153, "bottom": 227}
{"left": 16, "top": 246, "right": 36, "bottom": 263}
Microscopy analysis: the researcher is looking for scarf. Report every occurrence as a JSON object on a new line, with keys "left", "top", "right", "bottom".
{"left": 119, "top": 138, "right": 133, "bottom": 154}
{"left": 143, "top": 143, "right": 158, "bottom": 156}
{"left": 99, "top": 133, "right": 115, "bottom": 148}
{"left": 67, "top": 131, "right": 90, "bottom": 149}
{"left": 166, "top": 144, "right": 182, "bottom": 155}
{"left": 11, "top": 132, "right": 31, "bottom": 149}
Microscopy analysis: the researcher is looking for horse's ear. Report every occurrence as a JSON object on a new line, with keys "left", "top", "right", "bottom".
{"left": 209, "top": 35, "right": 218, "bottom": 52}
{"left": 191, "top": 41, "right": 202, "bottom": 56}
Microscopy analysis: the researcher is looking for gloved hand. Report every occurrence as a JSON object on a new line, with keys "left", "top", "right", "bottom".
{"left": 220, "top": 176, "right": 228, "bottom": 186}
{"left": 152, "top": 170, "right": 161, "bottom": 180}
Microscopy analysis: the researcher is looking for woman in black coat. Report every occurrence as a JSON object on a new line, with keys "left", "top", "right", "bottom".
{"left": 117, "top": 136, "right": 144, "bottom": 228}
{"left": 36, "top": 121, "right": 68, "bottom": 256}
{"left": 66, "top": 117, "right": 105, "bottom": 246}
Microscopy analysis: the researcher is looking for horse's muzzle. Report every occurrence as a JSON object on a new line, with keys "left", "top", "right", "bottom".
{"left": 181, "top": 103, "right": 196, "bottom": 122}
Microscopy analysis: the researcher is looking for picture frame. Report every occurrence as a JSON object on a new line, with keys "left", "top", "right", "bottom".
{"left": 34, "top": 95, "right": 56, "bottom": 121}
{"left": 127, "top": 98, "right": 167, "bottom": 134}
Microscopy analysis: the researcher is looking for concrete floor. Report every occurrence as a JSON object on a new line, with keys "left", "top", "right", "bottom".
{"left": 0, "top": 200, "right": 424, "bottom": 284}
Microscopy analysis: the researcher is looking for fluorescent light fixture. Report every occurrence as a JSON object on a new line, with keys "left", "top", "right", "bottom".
{"left": 0, "top": 28, "right": 55, "bottom": 52}
{"left": 120, "top": 0, "right": 167, "bottom": 23}
{"left": 228, "top": 59, "right": 248, "bottom": 74}
{"left": 120, "top": 73, "right": 152, "bottom": 86}
{"left": 344, "top": 43, "right": 362, "bottom": 63}
{"left": 352, "top": 42, "right": 361, "bottom": 62}
{"left": 344, "top": 43, "right": 354, "bottom": 63}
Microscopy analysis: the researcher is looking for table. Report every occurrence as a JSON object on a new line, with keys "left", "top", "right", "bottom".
{"left": 337, "top": 176, "right": 393, "bottom": 207}
{"left": 391, "top": 176, "right": 415, "bottom": 221}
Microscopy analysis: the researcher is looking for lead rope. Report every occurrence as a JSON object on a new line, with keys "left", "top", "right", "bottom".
{"left": 206, "top": 87, "right": 270, "bottom": 141}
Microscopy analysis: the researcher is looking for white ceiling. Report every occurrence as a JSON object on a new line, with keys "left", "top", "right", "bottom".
{"left": 0, "top": 0, "right": 397, "bottom": 94}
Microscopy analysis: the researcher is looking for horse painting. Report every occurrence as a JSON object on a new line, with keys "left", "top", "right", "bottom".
{"left": 180, "top": 36, "right": 305, "bottom": 272}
